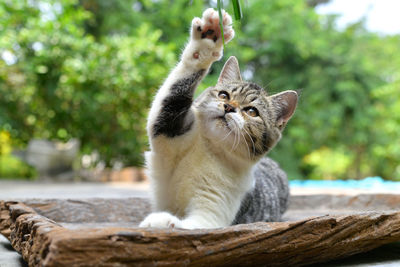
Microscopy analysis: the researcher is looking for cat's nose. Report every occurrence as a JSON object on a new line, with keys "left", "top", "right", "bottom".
{"left": 224, "top": 104, "right": 236, "bottom": 113}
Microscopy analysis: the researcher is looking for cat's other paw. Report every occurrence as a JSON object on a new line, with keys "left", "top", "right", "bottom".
{"left": 191, "top": 8, "right": 235, "bottom": 46}
{"left": 139, "top": 212, "right": 182, "bottom": 228}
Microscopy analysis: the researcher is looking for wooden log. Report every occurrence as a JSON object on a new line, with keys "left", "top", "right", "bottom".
{"left": 1, "top": 196, "right": 400, "bottom": 266}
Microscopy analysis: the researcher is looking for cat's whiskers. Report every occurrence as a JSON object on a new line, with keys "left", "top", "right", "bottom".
{"left": 230, "top": 129, "right": 238, "bottom": 152}
{"left": 244, "top": 121, "right": 264, "bottom": 151}
{"left": 219, "top": 127, "right": 233, "bottom": 143}
{"left": 227, "top": 120, "right": 238, "bottom": 152}
{"left": 204, "top": 109, "right": 234, "bottom": 143}
{"left": 230, "top": 117, "right": 242, "bottom": 152}
{"left": 234, "top": 127, "right": 242, "bottom": 151}
{"left": 242, "top": 127, "right": 256, "bottom": 156}
{"left": 239, "top": 130, "right": 251, "bottom": 159}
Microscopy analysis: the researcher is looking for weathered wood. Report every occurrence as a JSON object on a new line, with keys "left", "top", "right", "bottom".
{"left": 26, "top": 198, "right": 151, "bottom": 224}
{"left": 0, "top": 201, "right": 18, "bottom": 239}
{"left": 1, "top": 195, "right": 400, "bottom": 266}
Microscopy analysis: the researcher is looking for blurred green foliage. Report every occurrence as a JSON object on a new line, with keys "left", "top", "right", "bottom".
{"left": 0, "top": 131, "right": 36, "bottom": 178}
{"left": 0, "top": 0, "right": 399, "bottom": 180}
{"left": 0, "top": 0, "right": 176, "bottom": 167}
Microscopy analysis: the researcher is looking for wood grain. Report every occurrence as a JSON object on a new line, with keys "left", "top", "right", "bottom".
{"left": 1, "top": 195, "right": 400, "bottom": 266}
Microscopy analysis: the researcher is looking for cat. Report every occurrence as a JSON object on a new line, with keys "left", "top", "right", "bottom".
{"left": 139, "top": 8, "right": 297, "bottom": 229}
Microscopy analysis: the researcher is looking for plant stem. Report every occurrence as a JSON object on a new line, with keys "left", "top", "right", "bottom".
{"left": 217, "top": 0, "right": 225, "bottom": 45}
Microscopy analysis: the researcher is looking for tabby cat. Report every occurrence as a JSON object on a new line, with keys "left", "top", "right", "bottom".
{"left": 139, "top": 8, "right": 297, "bottom": 229}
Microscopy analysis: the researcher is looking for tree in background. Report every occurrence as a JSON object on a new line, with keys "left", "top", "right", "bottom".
{"left": 1, "top": 0, "right": 399, "bottom": 180}
{"left": 0, "top": 0, "right": 176, "bottom": 166}
{"left": 225, "top": 1, "right": 400, "bottom": 180}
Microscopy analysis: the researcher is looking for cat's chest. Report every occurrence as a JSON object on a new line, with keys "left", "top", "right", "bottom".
{"left": 151, "top": 137, "right": 228, "bottom": 194}
{"left": 166, "top": 147, "right": 229, "bottom": 214}
{"left": 160, "top": 136, "right": 217, "bottom": 181}
{"left": 148, "top": 131, "right": 253, "bottom": 216}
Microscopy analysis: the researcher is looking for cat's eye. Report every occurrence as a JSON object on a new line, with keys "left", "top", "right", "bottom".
{"left": 218, "top": 91, "right": 230, "bottom": 100}
{"left": 245, "top": 107, "right": 259, "bottom": 117}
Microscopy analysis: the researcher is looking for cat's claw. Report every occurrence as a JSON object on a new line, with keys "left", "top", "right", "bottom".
{"left": 139, "top": 212, "right": 182, "bottom": 228}
{"left": 191, "top": 8, "right": 234, "bottom": 45}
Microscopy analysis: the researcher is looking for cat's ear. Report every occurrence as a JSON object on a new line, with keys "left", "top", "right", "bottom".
{"left": 218, "top": 56, "right": 242, "bottom": 84}
{"left": 270, "top": 90, "right": 298, "bottom": 129}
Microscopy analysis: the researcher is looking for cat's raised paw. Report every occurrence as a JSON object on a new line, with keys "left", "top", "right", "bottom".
{"left": 139, "top": 212, "right": 182, "bottom": 228}
{"left": 191, "top": 8, "right": 234, "bottom": 45}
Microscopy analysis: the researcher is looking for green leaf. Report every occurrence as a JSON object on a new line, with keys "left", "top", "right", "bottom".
{"left": 217, "top": 0, "right": 225, "bottom": 45}
{"left": 231, "top": 0, "right": 243, "bottom": 21}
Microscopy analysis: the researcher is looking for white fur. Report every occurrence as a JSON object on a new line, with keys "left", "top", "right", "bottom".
{"left": 140, "top": 9, "right": 252, "bottom": 230}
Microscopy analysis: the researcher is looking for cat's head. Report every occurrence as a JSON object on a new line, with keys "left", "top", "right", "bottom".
{"left": 195, "top": 56, "right": 298, "bottom": 161}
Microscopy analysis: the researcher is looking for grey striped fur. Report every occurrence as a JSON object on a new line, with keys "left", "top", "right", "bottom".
{"left": 233, "top": 157, "right": 289, "bottom": 224}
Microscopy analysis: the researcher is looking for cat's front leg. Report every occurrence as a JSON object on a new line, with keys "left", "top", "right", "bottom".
{"left": 147, "top": 8, "right": 235, "bottom": 139}
{"left": 142, "top": 9, "right": 235, "bottom": 230}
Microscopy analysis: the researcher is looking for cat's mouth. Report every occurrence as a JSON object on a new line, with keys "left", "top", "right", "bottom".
{"left": 217, "top": 115, "right": 230, "bottom": 129}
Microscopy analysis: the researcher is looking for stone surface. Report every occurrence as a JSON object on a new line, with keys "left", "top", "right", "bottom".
{"left": 0, "top": 234, "right": 27, "bottom": 267}
{"left": 1, "top": 195, "right": 400, "bottom": 266}
{"left": 0, "top": 181, "right": 149, "bottom": 200}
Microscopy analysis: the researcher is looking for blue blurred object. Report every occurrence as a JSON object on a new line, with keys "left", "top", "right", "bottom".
{"left": 290, "top": 177, "right": 400, "bottom": 190}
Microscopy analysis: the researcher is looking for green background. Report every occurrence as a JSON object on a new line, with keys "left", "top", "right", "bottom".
{"left": 1, "top": 0, "right": 399, "bottom": 180}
